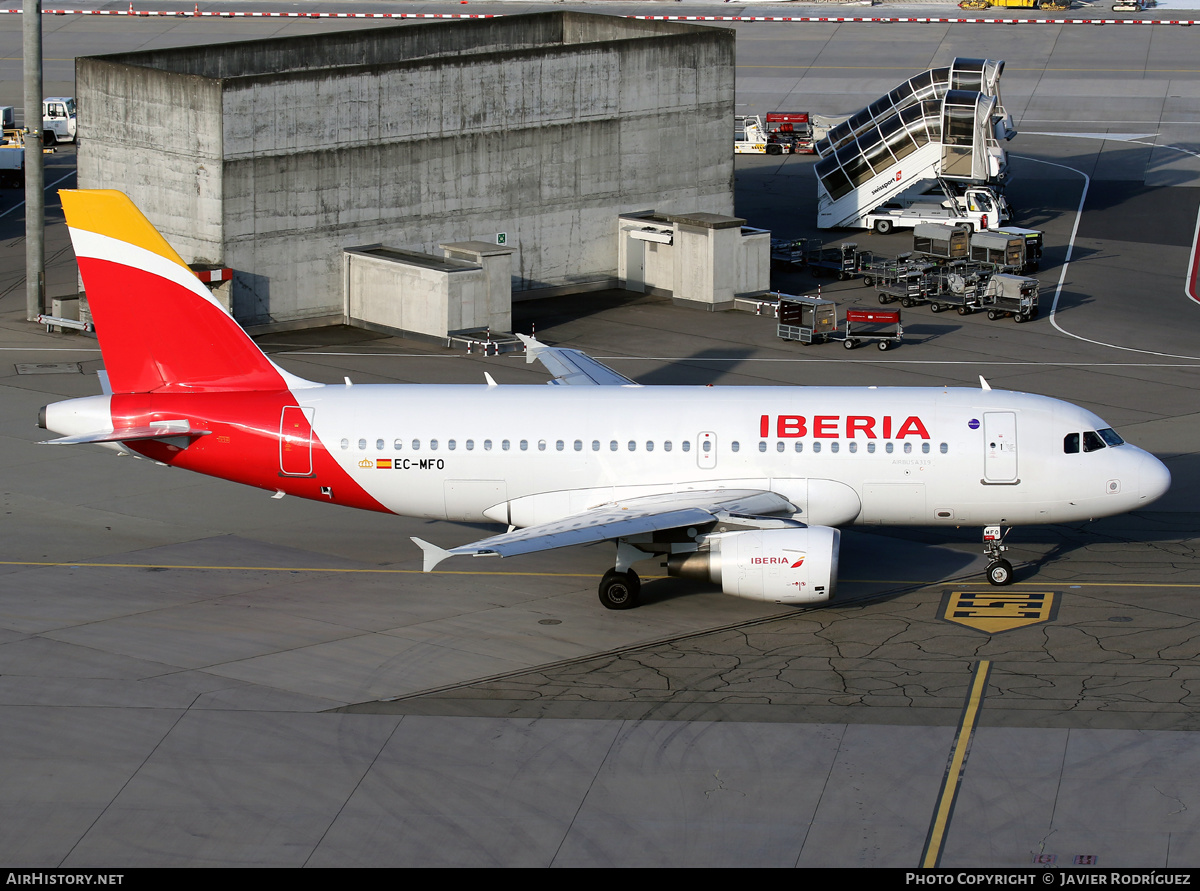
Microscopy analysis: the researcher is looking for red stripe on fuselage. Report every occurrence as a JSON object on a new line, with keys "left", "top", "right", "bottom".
{"left": 111, "top": 390, "right": 392, "bottom": 514}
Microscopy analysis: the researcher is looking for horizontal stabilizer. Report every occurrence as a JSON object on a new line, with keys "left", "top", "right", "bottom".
{"left": 43, "top": 422, "right": 211, "bottom": 446}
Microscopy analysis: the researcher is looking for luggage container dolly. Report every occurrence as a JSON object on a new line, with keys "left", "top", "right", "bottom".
{"left": 842, "top": 308, "right": 902, "bottom": 351}
{"left": 776, "top": 293, "right": 839, "bottom": 345}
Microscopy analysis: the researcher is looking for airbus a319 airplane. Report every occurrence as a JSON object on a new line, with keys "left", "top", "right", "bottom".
{"left": 40, "top": 190, "right": 1171, "bottom": 609}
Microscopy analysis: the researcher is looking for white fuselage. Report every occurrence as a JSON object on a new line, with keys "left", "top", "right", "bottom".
{"left": 294, "top": 384, "right": 1168, "bottom": 529}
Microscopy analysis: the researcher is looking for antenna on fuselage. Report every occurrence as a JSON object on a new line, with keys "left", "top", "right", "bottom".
{"left": 979, "top": 375, "right": 992, "bottom": 391}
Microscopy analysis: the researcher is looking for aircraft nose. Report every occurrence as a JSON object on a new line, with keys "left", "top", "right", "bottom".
{"left": 1138, "top": 452, "right": 1171, "bottom": 505}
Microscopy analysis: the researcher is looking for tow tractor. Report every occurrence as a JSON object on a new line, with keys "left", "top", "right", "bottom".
{"left": 735, "top": 115, "right": 793, "bottom": 156}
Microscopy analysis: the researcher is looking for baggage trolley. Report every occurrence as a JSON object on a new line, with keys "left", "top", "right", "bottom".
{"left": 805, "top": 241, "right": 858, "bottom": 280}
{"left": 874, "top": 264, "right": 934, "bottom": 307}
{"left": 770, "top": 237, "right": 808, "bottom": 268}
{"left": 922, "top": 264, "right": 991, "bottom": 315}
{"left": 982, "top": 273, "right": 1040, "bottom": 323}
{"left": 776, "top": 294, "right": 839, "bottom": 345}
{"left": 843, "top": 308, "right": 902, "bottom": 351}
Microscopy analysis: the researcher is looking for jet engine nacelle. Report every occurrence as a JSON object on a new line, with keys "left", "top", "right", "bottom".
{"left": 668, "top": 526, "right": 840, "bottom": 604}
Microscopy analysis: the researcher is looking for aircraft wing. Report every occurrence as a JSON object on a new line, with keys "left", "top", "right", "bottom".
{"left": 517, "top": 334, "right": 639, "bottom": 386}
{"left": 411, "top": 488, "right": 797, "bottom": 571}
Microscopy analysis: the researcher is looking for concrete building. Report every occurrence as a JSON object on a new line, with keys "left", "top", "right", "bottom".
{"left": 76, "top": 12, "right": 735, "bottom": 332}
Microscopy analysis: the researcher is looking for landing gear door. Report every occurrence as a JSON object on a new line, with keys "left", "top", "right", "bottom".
{"left": 983, "top": 411, "right": 1018, "bottom": 483}
{"left": 280, "top": 405, "right": 315, "bottom": 477}
{"left": 697, "top": 432, "right": 717, "bottom": 469}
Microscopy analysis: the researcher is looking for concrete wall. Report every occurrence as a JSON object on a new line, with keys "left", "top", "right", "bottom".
{"left": 76, "top": 60, "right": 224, "bottom": 266}
{"left": 77, "top": 13, "right": 735, "bottom": 329}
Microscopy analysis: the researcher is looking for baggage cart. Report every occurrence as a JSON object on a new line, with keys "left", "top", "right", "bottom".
{"left": 770, "top": 238, "right": 808, "bottom": 268}
{"left": 982, "top": 274, "right": 1040, "bottom": 323}
{"left": 777, "top": 294, "right": 839, "bottom": 345}
{"left": 806, "top": 241, "right": 858, "bottom": 280}
{"left": 912, "top": 223, "right": 971, "bottom": 262}
{"left": 994, "top": 226, "right": 1043, "bottom": 272}
{"left": 843, "top": 308, "right": 902, "bottom": 351}
{"left": 874, "top": 266, "right": 930, "bottom": 308}
{"left": 969, "top": 230, "right": 1026, "bottom": 273}
{"left": 922, "top": 263, "right": 992, "bottom": 315}
{"left": 855, "top": 251, "right": 931, "bottom": 287}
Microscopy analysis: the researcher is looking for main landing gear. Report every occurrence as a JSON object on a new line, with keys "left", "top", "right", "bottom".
{"left": 598, "top": 540, "right": 647, "bottom": 609}
{"left": 598, "top": 568, "right": 641, "bottom": 609}
{"left": 983, "top": 525, "right": 1013, "bottom": 586}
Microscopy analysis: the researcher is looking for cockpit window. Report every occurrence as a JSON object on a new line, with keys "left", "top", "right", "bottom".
{"left": 1098, "top": 427, "right": 1124, "bottom": 447}
{"left": 1083, "top": 431, "right": 1105, "bottom": 452}
{"left": 1064, "top": 433, "right": 1079, "bottom": 454}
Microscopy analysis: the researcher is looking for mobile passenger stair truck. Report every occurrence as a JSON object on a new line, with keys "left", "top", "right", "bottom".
{"left": 813, "top": 58, "right": 1016, "bottom": 234}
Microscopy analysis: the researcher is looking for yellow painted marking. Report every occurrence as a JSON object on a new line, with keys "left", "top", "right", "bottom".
{"left": 59, "top": 189, "right": 191, "bottom": 270}
{"left": 2, "top": 562, "right": 1200, "bottom": 589}
{"left": 0, "top": 560, "right": 604, "bottom": 578}
{"left": 922, "top": 660, "right": 992, "bottom": 869}
{"left": 942, "top": 590, "right": 1057, "bottom": 634}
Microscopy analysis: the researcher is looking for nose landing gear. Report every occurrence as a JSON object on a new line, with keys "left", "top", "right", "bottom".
{"left": 983, "top": 525, "right": 1013, "bottom": 586}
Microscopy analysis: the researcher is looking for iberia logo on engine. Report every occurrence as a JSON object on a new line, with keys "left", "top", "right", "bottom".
{"left": 751, "top": 556, "right": 806, "bottom": 568}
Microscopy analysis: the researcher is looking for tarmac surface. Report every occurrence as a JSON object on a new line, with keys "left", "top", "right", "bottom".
{"left": 1, "top": 3, "right": 1199, "bottom": 868}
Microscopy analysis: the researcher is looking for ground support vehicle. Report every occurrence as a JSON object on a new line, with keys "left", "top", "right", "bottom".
{"left": 770, "top": 238, "right": 808, "bottom": 268}
{"left": 982, "top": 273, "right": 1040, "bottom": 322}
{"left": 873, "top": 264, "right": 936, "bottom": 307}
{"left": 969, "top": 230, "right": 1026, "bottom": 273}
{"left": 959, "top": 0, "right": 1070, "bottom": 8}
{"left": 0, "top": 146, "right": 22, "bottom": 188}
{"left": 42, "top": 97, "right": 76, "bottom": 145}
{"left": 776, "top": 294, "right": 839, "bottom": 345}
{"left": 994, "top": 226, "right": 1043, "bottom": 272}
{"left": 922, "top": 264, "right": 991, "bottom": 315}
{"left": 843, "top": 308, "right": 902, "bottom": 350}
{"left": 857, "top": 251, "right": 936, "bottom": 290}
{"left": 912, "top": 222, "right": 972, "bottom": 262}
{"left": 863, "top": 185, "right": 1005, "bottom": 235}
{"left": 806, "top": 242, "right": 858, "bottom": 280}
{"left": 0, "top": 126, "right": 22, "bottom": 188}
{"left": 764, "top": 112, "right": 815, "bottom": 154}
{"left": 736, "top": 115, "right": 793, "bottom": 155}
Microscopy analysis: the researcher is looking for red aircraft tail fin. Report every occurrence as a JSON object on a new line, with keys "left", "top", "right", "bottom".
{"left": 60, "top": 189, "right": 307, "bottom": 394}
